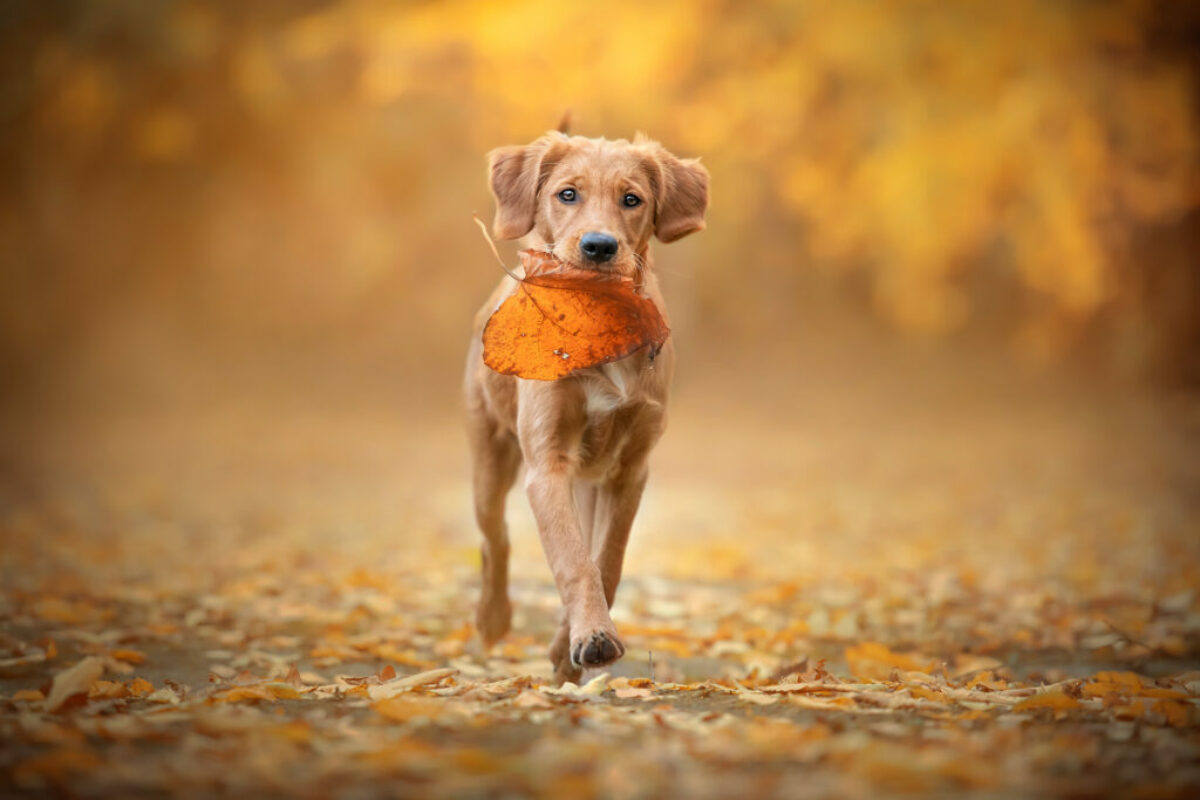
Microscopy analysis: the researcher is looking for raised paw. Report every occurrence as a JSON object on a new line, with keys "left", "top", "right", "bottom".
{"left": 570, "top": 629, "right": 625, "bottom": 668}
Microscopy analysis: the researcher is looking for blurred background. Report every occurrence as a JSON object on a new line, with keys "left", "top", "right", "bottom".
{"left": 2, "top": 0, "right": 1198, "bottom": 424}
{"left": 1, "top": 0, "right": 1198, "bottom": 588}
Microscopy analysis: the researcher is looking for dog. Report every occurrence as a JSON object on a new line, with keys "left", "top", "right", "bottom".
{"left": 464, "top": 130, "right": 708, "bottom": 684}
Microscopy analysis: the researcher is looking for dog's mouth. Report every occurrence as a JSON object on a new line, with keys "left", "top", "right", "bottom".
{"left": 546, "top": 242, "right": 640, "bottom": 280}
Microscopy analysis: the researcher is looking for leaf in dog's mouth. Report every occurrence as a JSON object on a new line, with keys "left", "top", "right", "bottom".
{"left": 482, "top": 250, "right": 670, "bottom": 381}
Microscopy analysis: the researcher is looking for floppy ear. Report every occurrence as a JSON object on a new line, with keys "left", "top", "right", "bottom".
{"left": 486, "top": 134, "right": 566, "bottom": 240}
{"left": 651, "top": 149, "right": 709, "bottom": 244}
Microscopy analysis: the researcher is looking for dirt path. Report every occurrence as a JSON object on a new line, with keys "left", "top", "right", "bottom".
{"left": 2, "top": 371, "right": 1198, "bottom": 798}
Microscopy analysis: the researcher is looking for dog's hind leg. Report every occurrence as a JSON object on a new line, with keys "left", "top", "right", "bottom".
{"left": 468, "top": 413, "right": 522, "bottom": 647}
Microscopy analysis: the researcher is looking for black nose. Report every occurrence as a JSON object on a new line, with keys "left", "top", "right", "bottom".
{"left": 579, "top": 232, "right": 618, "bottom": 263}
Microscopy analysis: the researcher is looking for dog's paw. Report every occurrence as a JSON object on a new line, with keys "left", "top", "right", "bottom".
{"left": 475, "top": 595, "right": 512, "bottom": 647}
{"left": 569, "top": 629, "right": 625, "bottom": 668}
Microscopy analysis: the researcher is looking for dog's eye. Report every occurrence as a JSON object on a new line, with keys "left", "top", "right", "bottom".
{"left": 557, "top": 188, "right": 577, "bottom": 204}
{"left": 622, "top": 193, "right": 642, "bottom": 208}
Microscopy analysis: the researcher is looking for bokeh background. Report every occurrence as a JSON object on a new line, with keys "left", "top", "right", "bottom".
{"left": 2, "top": 0, "right": 1198, "bottom": 425}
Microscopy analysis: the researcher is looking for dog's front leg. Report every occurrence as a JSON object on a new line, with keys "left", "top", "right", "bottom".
{"left": 518, "top": 382, "right": 625, "bottom": 678}
{"left": 547, "top": 464, "right": 647, "bottom": 683}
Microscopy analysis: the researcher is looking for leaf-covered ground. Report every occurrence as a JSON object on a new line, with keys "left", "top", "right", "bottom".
{"left": 2, "top": 366, "right": 1198, "bottom": 798}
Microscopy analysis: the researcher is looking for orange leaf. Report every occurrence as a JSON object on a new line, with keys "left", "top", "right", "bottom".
{"left": 482, "top": 251, "right": 670, "bottom": 380}
{"left": 12, "top": 689, "right": 45, "bottom": 702}
{"left": 262, "top": 682, "right": 302, "bottom": 699}
{"left": 908, "top": 685, "right": 945, "bottom": 702}
{"left": 371, "top": 696, "right": 445, "bottom": 722}
{"left": 88, "top": 680, "right": 128, "bottom": 700}
{"left": 1152, "top": 700, "right": 1191, "bottom": 727}
{"left": 844, "top": 642, "right": 935, "bottom": 680}
{"left": 126, "top": 678, "right": 154, "bottom": 697}
{"left": 214, "top": 685, "right": 277, "bottom": 704}
{"left": 1091, "top": 671, "right": 1146, "bottom": 691}
{"left": 371, "top": 645, "right": 436, "bottom": 670}
{"left": 966, "top": 671, "right": 1007, "bottom": 690}
{"left": 109, "top": 649, "right": 147, "bottom": 665}
{"left": 1013, "top": 691, "right": 1082, "bottom": 712}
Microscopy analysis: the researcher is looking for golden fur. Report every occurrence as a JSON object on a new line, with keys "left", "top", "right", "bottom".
{"left": 464, "top": 131, "right": 708, "bottom": 683}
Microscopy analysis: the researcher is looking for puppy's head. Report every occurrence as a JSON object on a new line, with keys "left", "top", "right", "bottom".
{"left": 488, "top": 132, "right": 708, "bottom": 279}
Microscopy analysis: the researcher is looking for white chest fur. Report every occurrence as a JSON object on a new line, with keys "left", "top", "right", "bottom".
{"left": 584, "top": 360, "right": 639, "bottom": 416}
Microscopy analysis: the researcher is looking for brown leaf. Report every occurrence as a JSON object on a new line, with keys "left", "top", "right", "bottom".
{"left": 482, "top": 250, "right": 670, "bottom": 380}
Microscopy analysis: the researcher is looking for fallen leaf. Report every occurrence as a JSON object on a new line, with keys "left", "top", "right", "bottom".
{"left": 1013, "top": 691, "right": 1082, "bottom": 712}
{"left": 145, "top": 687, "right": 181, "bottom": 704}
{"left": 1152, "top": 700, "right": 1191, "bottom": 727}
{"left": 908, "top": 685, "right": 946, "bottom": 702}
{"left": 262, "top": 682, "right": 302, "bottom": 699}
{"left": 512, "top": 690, "right": 555, "bottom": 709}
{"left": 1091, "top": 671, "right": 1147, "bottom": 691}
{"left": 845, "top": 642, "right": 935, "bottom": 680}
{"left": 952, "top": 654, "right": 1003, "bottom": 678}
{"left": 45, "top": 656, "right": 104, "bottom": 712}
{"left": 482, "top": 250, "right": 670, "bottom": 380}
{"left": 12, "top": 748, "right": 103, "bottom": 785}
{"left": 88, "top": 680, "right": 128, "bottom": 699}
{"left": 367, "top": 667, "right": 458, "bottom": 701}
{"left": 108, "top": 648, "right": 147, "bottom": 665}
{"left": 578, "top": 672, "right": 610, "bottom": 695}
{"left": 371, "top": 696, "right": 446, "bottom": 722}
{"left": 214, "top": 685, "right": 276, "bottom": 704}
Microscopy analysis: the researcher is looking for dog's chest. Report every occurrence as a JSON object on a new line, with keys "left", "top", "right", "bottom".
{"left": 577, "top": 361, "right": 647, "bottom": 477}
{"left": 584, "top": 361, "right": 638, "bottom": 415}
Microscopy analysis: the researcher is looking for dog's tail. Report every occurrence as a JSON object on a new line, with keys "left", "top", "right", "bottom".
{"left": 556, "top": 109, "right": 572, "bottom": 135}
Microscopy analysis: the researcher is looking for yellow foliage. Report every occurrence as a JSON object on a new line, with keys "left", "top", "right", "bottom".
{"left": 4, "top": 0, "right": 1197, "bottom": 388}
